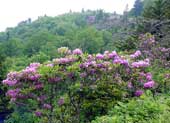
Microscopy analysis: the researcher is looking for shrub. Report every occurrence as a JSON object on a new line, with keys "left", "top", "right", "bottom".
{"left": 3, "top": 48, "right": 156, "bottom": 122}
{"left": 92, "top": 94, "right": 170, "bottom": 123}
{"left": 139, "top": 33, "right": 170, "bottom": 68}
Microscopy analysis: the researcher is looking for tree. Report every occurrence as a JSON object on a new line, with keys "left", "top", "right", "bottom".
{"left": 143, "top": 0, "right": 155, "bottom": 9}
{"left": 0, "top": 39, "right": 23, "bottom": 57}
{"left": 143, "top": 0, "right": 170, "bottom": 20}
{"left": 164, "top": 0, "right": 170, "bottom": 18}
{"left": 132, "top": 0, "right": 144, "bottom": 17}
{"left": 73, "top": 27, "right": 104, "bottom": 53}
{"left": 141, "top": 0, "right": 170, "bottom": 48}
{"left": 24, "top": 31, "right": 58, "bottom": 56}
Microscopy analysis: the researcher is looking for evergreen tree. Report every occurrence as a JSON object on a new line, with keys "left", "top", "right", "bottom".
{"left": 133, "top": 0, "right": 144, "bottom": 16}
{"left": 143, "top": 0, "right": 170, "bottom": 20}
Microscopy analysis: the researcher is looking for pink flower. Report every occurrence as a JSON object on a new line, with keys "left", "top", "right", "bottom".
{"left": 120, "top": 59, "right": 128, "bottom": 66}
{"left": 53, "top": 58, "right": 75, "bottom": 64}
{"left": 72, "top": 48, "right": 83, "bottom": 55}
{"left": 144, "top": 58, "right": 150, "bottom": 63}
{"left": 135, "top": 90, "right": 143, "bottom": 97}
{"left": 132, "top": 60, "right": 150, "bottom": 68}
{"left": 113, "top": 59, "right": 121, "bottom": 64}
{"left": 139, "top": 72, "right": 146, "bottom": 77}
{"left": 17, "top": 94, "right": 27, "bottom": 99}
{"left": 2, "top": 71, "right": 20, "bottom": 86}
{"left": 80, "top": 72, "right": 87, "bottom": 78}
{"left": 58, "top": 98, "right": 64, "bottom": 106}
{"left": 161, "top": 48, "right": 168, "bottom": 52}
{"left": 128, "top": 82, "right": 133, "bottom": 88}
{"left": 111, "top": 51, "right": 117, "bottom": 56}
{"left": 148, "top": 36, "right": 155, "bottom": 43}
{"left": 6, "top": 89, "right": 20, "bottom": 98}
{"left": 34, "top": 83, "right": 44, "bottom": 89}
{"left": 144, "top": 81, "right": 155, "bottom": 88}
{"left": 59, "top": 58, "right": 70, "bottom": 64}
{"left": 43, "top": 104, "right": 52, "bottom": 109}
{"left": 104, "top": 51, "right": 109, "bottom": 54}
{"left": 22, "top": 67, "right": 36, "bottom": 74}
{"left": 130, "top": 50, "right": 141, "bottom": 58}
{"left": 108, "top": 51, "right": 117, "bottom": 59}
{"left": 165, "top": 74, "right": 170, "bottom": 79}
{"left": 7, "top": 72, "right": 19, "bottom": 79}
{"left": 35, "top": 111, "right": 42, "bottom": 117}
{"left": 113, "top": 57, "right": 128, "bottom": 66}
{"left": 29, "top": 63, "right": 41, "bottom": 68}
{"left": 46, "top": 63, "right": 54, "bottom": 67}
{"left": 87, "top": 55, "right": 93, "bottom": 60}
{"left": 96, "top": 54, "right": 104, "bottom": 60}
{"left": 37, "top": 95, "right": 47, "bottom": 102}
{"left": 2, "top": 79, "right": 17, "bottom": 86}
{"left": 146, "top": 73, "right": 152, "bottom": 81}
{"left": 28, "top": 74, "right": 41, "bottom": 81}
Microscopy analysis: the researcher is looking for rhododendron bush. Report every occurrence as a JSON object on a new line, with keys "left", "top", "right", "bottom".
{"left": 3, "top": 48, "right": 156, "bottom": 122}
{"left": 139, "top": 33, "right": 170, "bottom": 68}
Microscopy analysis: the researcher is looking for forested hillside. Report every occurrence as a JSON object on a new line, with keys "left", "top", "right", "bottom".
{"left": 0, "top": 0, "right": 170, "bottom": 123}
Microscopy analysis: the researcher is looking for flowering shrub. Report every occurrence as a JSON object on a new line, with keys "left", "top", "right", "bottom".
{"left": 139, "top": 33, "right": 170, "bottom": 68}
{"left": 3, "top": 47, "right": 156, "bottom": 122}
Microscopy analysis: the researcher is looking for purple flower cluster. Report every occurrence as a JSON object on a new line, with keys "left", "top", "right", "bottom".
{"left": 147, "top": 36, "right": 155, "bottom": 44}
{"left": 58, "top": 98, "right": 64, "bottom": 106}
{"left": 138, "top": 72, "right": 155, "bottom": 89}
{"left": 3, "top": 79, "right": 17, "bottom": 86}
{"left": 132, "top": 59, "right": 150, "bottom": 68}
{"left": 139, "top": 34, "right": 155, "bottom": 44}
{"left": 161, "top": 47, "right": 170, "bottom": 52}
{"left": 135, "top": 90, "right": 143, "bottom": 97}
{"left": 146, "top": 73, "right": 152, "bottom": 81}
{"left": 53, "top": 57, "right": 75, "bottom": 64}
{"left": 113, "top": 56, "right": 128, "bottom": 66}
{"left": 29, "top": 63, "right": 41, "bottom": 68}
{"left": 22, "top": 63, "right": 41, "bottom": 75}
{"left": 34, "top": 83, "right": 44, "bottom": 90}
{"left": 144, "top": 81, "right": 155, "bottom": 88}
{"left": 80, "top": 61, "right": 96, "bottom": 68}
{"left": 128, "top": 82, "right": 133, "bottom": 88}
{"left": 87, "top": 55, "right": 93, "bottom": 60}
{"left": 46, "top": 63, "right": 54, "bottom": 67}
{"left": 73, "top": 48, "right": 83, "bottom": 55}
{"left": 6, "top": 89, "right": 20, "bottom": 98}
{"left": 2, "top": 63, "right": 42, "bottom": 103}
{"left": 165, "top": 74, "right": 170, "bottom": 79}
{"left": 22, "top": 67, "right": 36, "bottom": 74}
{"left": 37, "top": 95, "right": 47, "bottom": 102}
{"left": 28, "top": 74, "right": 41, "bottom": 81}
{"left": 35, "top": 111, "right": 42, "bottom": 117}
{"left": 130, "top": 50, "right": 141, "bottom": 58}
{"left": 80, "top": 72, "right": 87, "bottom": 78}
{"left": 96, "top": 53, "right": 104, "bottom": 60}
{"left": 43, "top": 103, "right": 52, "bottom": 109}
{"left": 103, "top": 51, "right": 117, "bottom": 59}
{"left": 2, "top": 72, "right": 19, "bottom": 86}
{"left": 19, "top": 63, "right": 42, "bottom": 82}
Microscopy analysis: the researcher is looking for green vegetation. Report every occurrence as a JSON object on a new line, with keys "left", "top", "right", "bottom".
{"left": 92, "top": 94, "right": 170, "bottom": 123}
{"left": 0, "top": 0, "right": 170, "bottom": 122}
